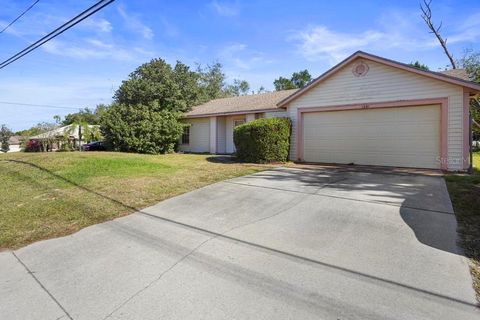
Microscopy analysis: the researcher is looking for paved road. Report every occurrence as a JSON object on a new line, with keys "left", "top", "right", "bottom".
{"left": 1, "top": 167, "right": 478, "bottom": 319}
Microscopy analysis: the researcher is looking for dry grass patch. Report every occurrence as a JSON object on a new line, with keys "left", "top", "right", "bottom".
{"left": 0, "top": 152, "right": 269, "bottom": 249}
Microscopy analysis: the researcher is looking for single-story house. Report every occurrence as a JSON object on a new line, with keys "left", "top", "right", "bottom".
{"left": 30, "top": 124, "right": 99, "bottom": 151}
{"left": 180, "top": 51, "right": 480, "bottom": 171}
{"left": 2, "top": 136, "right": 22, "bottom": 152}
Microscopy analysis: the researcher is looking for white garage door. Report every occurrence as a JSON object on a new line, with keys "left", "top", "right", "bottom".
{"left": 303, "top": 105, "right": 441, "bottom": 169}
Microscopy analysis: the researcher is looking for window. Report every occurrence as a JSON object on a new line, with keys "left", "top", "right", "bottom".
{"left": 233, "top": 119, "right": 245, "bottom": 127}
{"left": 181, "top": 126, "right": 190, "bottom": 144}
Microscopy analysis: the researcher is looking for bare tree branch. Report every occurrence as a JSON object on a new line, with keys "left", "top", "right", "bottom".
{"left": 420, "top": 0, "right": 457, "bottom": 69}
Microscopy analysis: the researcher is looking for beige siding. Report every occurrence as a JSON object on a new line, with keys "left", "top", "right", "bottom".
{"left": 264, "top": 110, "right": 288, "bottom": 118}
{"left": 285, "top": 59, "right": 465, "bottom": 170}
{"left": 246, "top": 113, "right": 256, "bottom": 122}
{"left": 303, "top": 105, "right": 441, "bottom": 168}
{"left": 179, "top": 118, "right": 210, "bottom": 153}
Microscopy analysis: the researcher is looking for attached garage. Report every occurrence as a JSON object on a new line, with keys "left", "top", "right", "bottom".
{"left": 302, "top": 103, "right": 442, "bottom": 169}
{"left": 277, "top": 51, "right": 480, "bottom": 171}
{"left": 180, "top": 51, "right": 480, "bottom": 171}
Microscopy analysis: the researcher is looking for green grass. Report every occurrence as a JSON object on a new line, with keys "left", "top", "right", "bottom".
{"left": 445, "top": 152, "right": 480, "bottom": 301}
{"left": 0, "top": 152, "right": 269, "bottom": 249}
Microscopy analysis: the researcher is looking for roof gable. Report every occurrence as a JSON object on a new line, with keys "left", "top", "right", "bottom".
{"left": 277, "top": 51, "right": 480, "bottom": 107}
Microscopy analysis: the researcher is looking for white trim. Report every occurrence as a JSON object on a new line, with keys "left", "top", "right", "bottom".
{"left": 209, "top": 116, "right": 217, "bottom": 154}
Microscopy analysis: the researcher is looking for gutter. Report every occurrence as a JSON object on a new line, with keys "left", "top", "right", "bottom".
{"left": 182, "top": 107, "right": 286, "bottom": 119}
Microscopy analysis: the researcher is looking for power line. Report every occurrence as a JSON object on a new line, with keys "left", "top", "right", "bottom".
{"left": 0, "top": 0, "right": 40, "bottom": 34}
{"left": 0, "top": 101, "right": 80, "bottom": 110}
{"left": 0, "top": 0, "right": 116, "bottom": 70}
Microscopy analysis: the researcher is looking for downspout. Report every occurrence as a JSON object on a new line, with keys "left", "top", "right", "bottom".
{"left": 469, "top": 109, "right": 473, "bottom": 174}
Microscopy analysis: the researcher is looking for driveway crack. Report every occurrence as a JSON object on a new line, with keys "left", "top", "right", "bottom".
{"left": 11, "top": 252, "right": 74, "bottom": 320}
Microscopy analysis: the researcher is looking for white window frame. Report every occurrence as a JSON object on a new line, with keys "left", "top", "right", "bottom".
{"left": 233, "top": 119, "right": 245, "bottom": 127}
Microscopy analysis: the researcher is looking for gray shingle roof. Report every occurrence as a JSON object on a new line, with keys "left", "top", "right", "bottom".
{"left": 185, "top": 89, "right": 298, "bottom": 117}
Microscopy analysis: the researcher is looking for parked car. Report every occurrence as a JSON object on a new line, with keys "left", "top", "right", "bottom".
{"left": 83, "top": 141, "right": 106, "bottom": 151}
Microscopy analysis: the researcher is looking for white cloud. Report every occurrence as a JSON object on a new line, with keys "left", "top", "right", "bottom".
{"left": 210, "top": 1, "right": 239, "bottom": 16}
{"left": 41, "top": 39, "right": 154, "bottom": 62}
{"left": 81, "top": 18, "right": 113, "bottom": 33}
{"left": 292, "top": 26, "right": 385, "bottom": 63}
{"left": 117, "top": 5, "right": 154, "bottom": 39}
{"left": 447, "top": 11, "right": 480, "bottom": 44}
{"left": 291, "top": 10, "right": 480, "bottom": 64}
{"left": 220, "top": 43, "right": 274, "bottom": 70}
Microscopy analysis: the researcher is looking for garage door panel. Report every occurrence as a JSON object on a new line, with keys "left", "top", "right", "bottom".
{"left": 304, "top": 149, "right": 439, "bottom": 168}
{"left": 305, "top": 124, "right": 438, "bottom": 139}
{"left": 304, "top": 105, "right": 440, "bottom": 124}
{"left": 302, "top": 105, "right": 441, "bottom": 169}
{"left": 304, "top": 141, "right": 439, "bottom": 154}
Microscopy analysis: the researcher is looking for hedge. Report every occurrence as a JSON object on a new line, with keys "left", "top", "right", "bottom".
{"left": 233, "top": 117, "right": 291, "bottom": 163}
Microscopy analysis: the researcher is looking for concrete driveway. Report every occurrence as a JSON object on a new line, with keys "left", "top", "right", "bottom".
{"left": 1, "top": 167, "right": 478, "bottom": 319}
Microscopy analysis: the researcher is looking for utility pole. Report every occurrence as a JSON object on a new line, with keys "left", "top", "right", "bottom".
{"left": 78, "top": 125, "right": 83, "bottom": 151}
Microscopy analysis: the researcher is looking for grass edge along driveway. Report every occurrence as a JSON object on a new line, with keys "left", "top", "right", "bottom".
{"left": 445, "top": 152, "right": 480, "bottom": 302}
{"left": 0, "top": 152, "right": 270, "bottom": 250}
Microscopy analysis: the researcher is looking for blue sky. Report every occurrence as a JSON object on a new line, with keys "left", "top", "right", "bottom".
{"left": 0, "top": 0, "right": 479, "bottom": 131}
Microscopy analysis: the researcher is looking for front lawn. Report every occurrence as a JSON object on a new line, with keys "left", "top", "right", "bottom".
{"left": 445, "top": 152, "right": 480, "bottom": 300}
{"left": 0, "top": 152, "right": 268, "bottom": 249}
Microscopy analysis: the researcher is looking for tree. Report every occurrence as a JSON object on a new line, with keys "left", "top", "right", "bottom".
{"left": 65, "top": 122, "right": 102, "bottom": 149}
{"left": 274, "top": 70, "right": 312, "bottom": 91}
{"left": 0, "top": 124, "right": 13, "bottom": 153}
{"left": 420, "top": 0, "right": 457, "bottom": 69}
{"left": 273, "top": 77, "right": 296, "bottom": 91}
{"left": 16, "top": 123, "right": 51, "bottom": 137}
{"left": 225, "top": 79, "right": 250, "bottom": 96}
{"left": 100, "top": 102, "right": 184, "bottom": 154}
{"left": 104, "top": 58, "right": 255, "bottom": 153}
{"left": 62, "top": 105, "right": 107, "bottom": 125}
{"left": 257, "top": 86, "right": 268, "bottom": 94}
{"left": 291, "top": 70, "right": 312, "bottom": 88}
{"left": 458, "top": 49, "right": 480, "bottom": 83}
{"left": 197, "top": 62, "right": 228, "bottom": 102}
{"left": 457, "top": 49, "right": 480, "bottom": 138}
{"left": 409, "top": 61, "right": 430, "bottom": 71}
{"left": 113, "top": 59, "right": 200, "bottom": 113}
{"left": 419, "top": 2, "right": 480, "bottom": 139}
{"left": 53, "top": 115, "right": 62, "bottom": 124}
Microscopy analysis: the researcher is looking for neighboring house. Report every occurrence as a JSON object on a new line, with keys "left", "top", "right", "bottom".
{"left": 3, "top": 136, "right": 22, "bottom": 152}
{"left": 181, "top": 51, "right": 480, "bottom": 171}
{"left": 30, "top": 124, "right": 99, "bottom": 151}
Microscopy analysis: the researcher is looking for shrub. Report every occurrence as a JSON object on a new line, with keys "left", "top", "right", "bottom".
{"left": 24, "top": 139, "right": 42, "bottom": 152}
{"left": 58, "top": 142, "right": 74, "bottom": 152}
{"left": 100, "top": 103, "right": 184, "bottom": 154}
{"left": 233, "top": 117, "right": 291, "bottom": 163}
